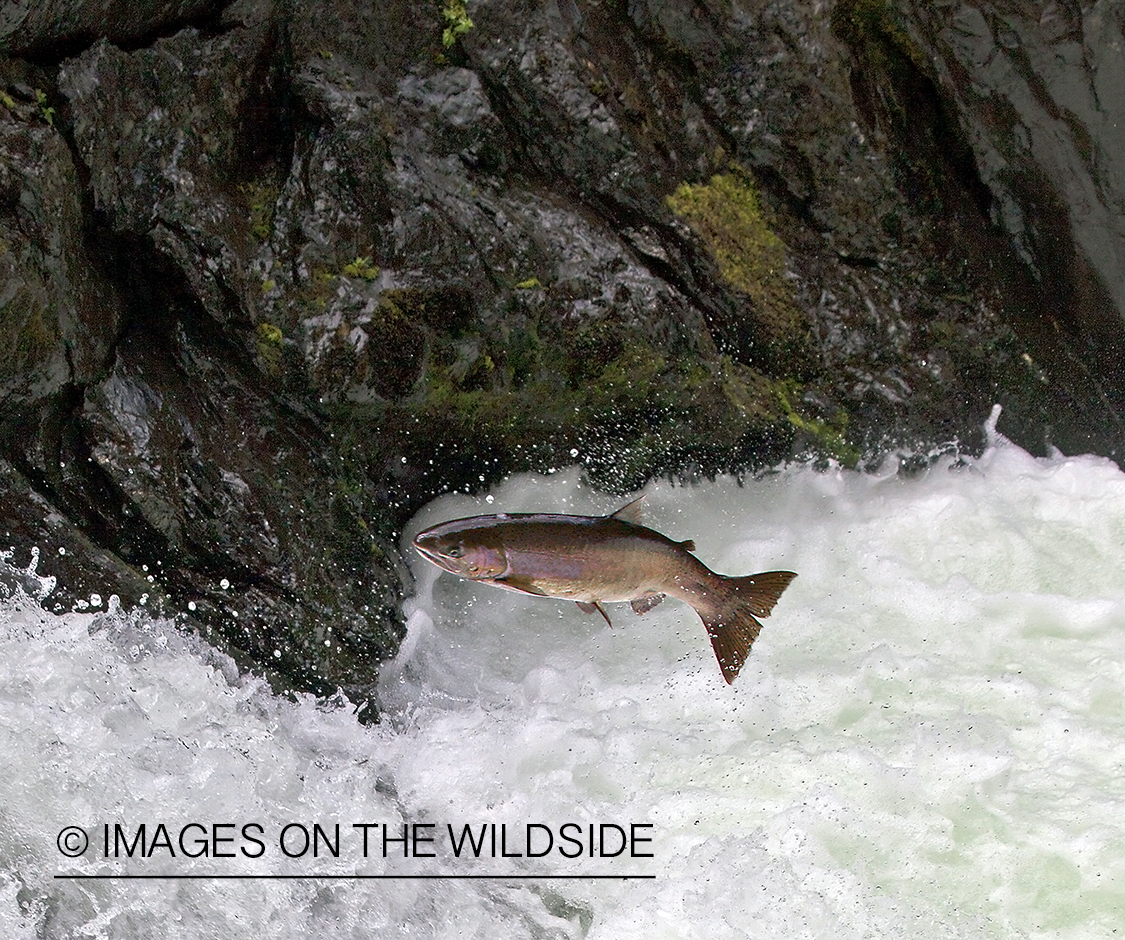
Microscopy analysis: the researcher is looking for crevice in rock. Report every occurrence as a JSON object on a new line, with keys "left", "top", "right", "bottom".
{"left": 14, "top": 1, "right": 237, "bottom": 67}
{"left": 833, "top": 0, "right": 992, "bottom": 231}
{"left": 228, "top": 15, "right": 297, "bottom": 186}
{"left": 830, "top": 0, "right": 1125, "bottom": 460}
{"left": 0, "top": 384, "right": 172, "bottom": 576}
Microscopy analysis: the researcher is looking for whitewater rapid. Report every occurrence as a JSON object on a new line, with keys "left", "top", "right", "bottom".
{"left": 2, "top": 426, "right": 1123, "bottom": 938}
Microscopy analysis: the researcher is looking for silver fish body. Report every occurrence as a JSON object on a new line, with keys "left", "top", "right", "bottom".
{"left": 412, "top": 497, "right": 796, "bottom": 684}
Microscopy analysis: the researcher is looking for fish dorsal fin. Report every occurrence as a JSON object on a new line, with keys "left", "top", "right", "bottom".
{"left": 609, "top": 494, "right": 646, "bottom": 525}
{"left": 679, "top": 539, "right": 696, "bottom": 552}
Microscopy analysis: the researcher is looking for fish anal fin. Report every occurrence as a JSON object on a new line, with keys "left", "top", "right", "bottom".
{"left": 577, "top": 600, "right": 613, "bottom": 628}
{"left": 630, "top": 594, "right": 665, "bottom": 615}
{"left": 608, "top": 495, "right": 646, "bottom": 526}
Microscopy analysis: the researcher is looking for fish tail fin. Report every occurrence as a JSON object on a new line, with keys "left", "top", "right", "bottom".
{"left": 698, "top": 570, "right": 797, "bottom": 684}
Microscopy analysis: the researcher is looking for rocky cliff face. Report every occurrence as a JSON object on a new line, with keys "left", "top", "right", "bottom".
{"left": 3, "top": 0, "right": 1122, "bottom": 708}
{"left": 888, "top": 0, "right": 1125, "bottom": 456}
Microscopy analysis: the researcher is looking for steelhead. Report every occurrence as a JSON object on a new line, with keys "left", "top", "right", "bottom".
{"left": 412, "top": 496, "right": 796, "bottom": 684}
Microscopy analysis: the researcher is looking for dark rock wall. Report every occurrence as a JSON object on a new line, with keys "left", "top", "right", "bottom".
{"left": 2, "top": 0, "right": 226, "bottom": 58}
{"left": 2, "top": 0, "right": 1122, "bottom": 707}
{"left": 896, "top": 0, "right": 1125, "bottom": 456}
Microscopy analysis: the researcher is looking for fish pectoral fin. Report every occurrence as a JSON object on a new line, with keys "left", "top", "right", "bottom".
{"left": 492, "top": 574, "right": 549, "bottom": 596}
{"left": 630, "top": 594, "right": 665, "bottom": 615}
{"left": 577, "top": 601, "right": 613, "bottom": 628}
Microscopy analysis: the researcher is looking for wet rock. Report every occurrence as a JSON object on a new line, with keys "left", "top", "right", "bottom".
{"left": 0, "top": 0, "right": 224, "bottom": 59}
{"left": 58, "top": 21, "right": 284, "bottom": 326}
{"left": 902, "top": 1, "right": 1125, "bottom": 317}
{"left": 71, "top": 322, "right": 408, "bottom": 704}
{"left": 835, "top": 0, "right": 1125, "bottom": 457}
{"left": 3, "top": 8, "right": 406, "bottom": 710}
{"left": 1, "top": 0, "right": 1123, "bottom": 704}
{"left": 0, "top": 72, "right": 119, "bottom": 408}
{"left": 0, "top": 457, "right": 155, "bottom": 613}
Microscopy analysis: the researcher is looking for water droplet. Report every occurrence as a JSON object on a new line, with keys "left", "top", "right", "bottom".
{"left": 220, "top": 578, "right": 230, "bottom": 590}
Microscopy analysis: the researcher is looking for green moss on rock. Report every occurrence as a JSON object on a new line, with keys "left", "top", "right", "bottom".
{"left": 254, "top": 321, "right": 284, "bottom": 374}
{"left": 833, "top": 0, "right": 928, "bottom": 79}
{"left": 342, "top": 256, "right": 380, "bottom": 280}
{"left": 773, "top": 378, "right": 859, "bottom": 467}
{"left": 238, "top": 180, "right": 280, "bottom": 243}
{"left": 441, "top": 0, "right": 474, "bottom": 48}
{"left": 396, "top": 312, "right": 811, "bottom": 490}
{"left": 667, "top": 170, "right": 803, "bottom": 348}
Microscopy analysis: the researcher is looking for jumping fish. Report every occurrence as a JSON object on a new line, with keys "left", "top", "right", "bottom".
{"left": 412, "top": 496, "right": 796, "bottom": 683}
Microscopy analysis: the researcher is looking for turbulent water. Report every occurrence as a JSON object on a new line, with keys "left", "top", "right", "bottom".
{"left": 2, "top": 421, "right": 1124, "bottom": 939}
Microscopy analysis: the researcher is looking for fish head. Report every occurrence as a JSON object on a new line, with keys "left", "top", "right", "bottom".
{"left": 412, "top": 520, "right": 509, "bottom": 581}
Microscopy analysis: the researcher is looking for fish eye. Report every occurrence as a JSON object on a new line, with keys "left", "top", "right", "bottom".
{"left": 445, "top": 545, "right": 464, "bottom": 558}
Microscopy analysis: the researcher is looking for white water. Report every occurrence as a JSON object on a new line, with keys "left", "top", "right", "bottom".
{"left": 2, "top": 425, "right": 1124, "bottom": 938}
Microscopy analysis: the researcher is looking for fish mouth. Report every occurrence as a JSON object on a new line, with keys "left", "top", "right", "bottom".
{"left": 411, "top": 533, "right": 450, "bottom": 569}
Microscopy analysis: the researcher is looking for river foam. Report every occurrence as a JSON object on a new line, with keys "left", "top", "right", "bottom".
{"left": 2, "top": 426, "right": 1124, "bottom": 938}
